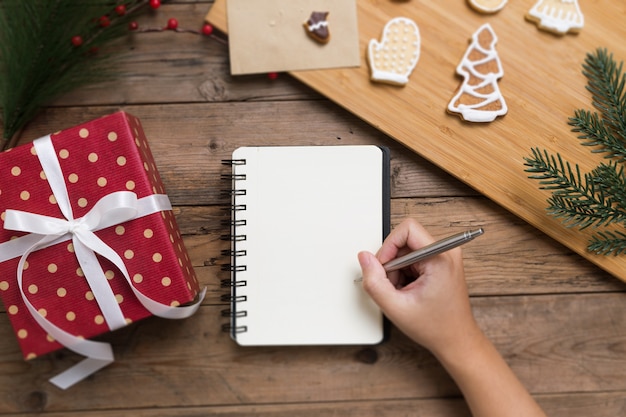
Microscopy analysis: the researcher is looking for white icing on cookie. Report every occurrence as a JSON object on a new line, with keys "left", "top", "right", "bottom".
{"left": 527, "top": 0, "right": 584, "bottom": 34}
{"left": 308, "top": 21, "right": 328, "bottom": 31}
{"left": 447, "top": 23, "right": 507, "bottom": 123}
{"left": 367, "top": 17, "right": 420, "bottom": 86}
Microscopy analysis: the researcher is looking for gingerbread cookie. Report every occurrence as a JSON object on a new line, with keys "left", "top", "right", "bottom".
{"left": 304, "top": 11, "right": 330, "bottom": 44}
{"left": 468, "top": 0, "right": 508, "bottom": 13}
{"left": 447, "top": 23, "right": 507, "bottom": 123}
{"left": 367, "top": 17, "right": 420, "bottom": 86}
{"left": 526, "top": 0, "right": 584, "bottom": 35}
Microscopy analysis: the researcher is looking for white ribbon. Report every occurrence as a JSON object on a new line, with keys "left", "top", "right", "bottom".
{"left": 0, "top": 135, "right": 204, "bottom": 389}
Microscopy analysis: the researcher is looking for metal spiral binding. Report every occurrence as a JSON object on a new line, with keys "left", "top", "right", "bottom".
{"left": 220, "top": 158, "right": 248, "bottom": 335}
{"left": 222, "top": 159, "right": 247, "bottom": 166}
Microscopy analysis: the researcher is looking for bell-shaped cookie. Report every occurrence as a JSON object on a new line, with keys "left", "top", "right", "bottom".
{"left": 367, "top": 17, "right": 420, "bottom": 86}
{"left": 526, "top": 0, "right": 584, "bottom": 34}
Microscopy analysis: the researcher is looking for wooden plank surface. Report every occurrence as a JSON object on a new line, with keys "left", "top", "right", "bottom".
{"left": 1, "top": 1, "right": 625, "bottom": 416}
{"left": 2, "top": 296, "right": 626, "bottom": 412}
{"left": 14, "top": 103, "right": 624, "bottom": 297}
{"left": 206, "top": 0, "right": 626, "bottom": 282}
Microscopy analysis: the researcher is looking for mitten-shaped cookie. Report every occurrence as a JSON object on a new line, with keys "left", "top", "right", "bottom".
{"left": 367, "top": 17, "right": 420, "bottom": 86}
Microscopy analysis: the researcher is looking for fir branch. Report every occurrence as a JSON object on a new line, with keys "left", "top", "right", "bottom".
{"left": 591, "top": 162, "right": 626, "bottom": 212}
{"left": 545, "top": 193, "right": 626, "bottom": 230}
{"left": 569, "top": 48, "right": 626, "bottom": 162}
{"left": 568, "top": 49, "right": 626, "bottom": 161}
{"left": 525, "top": 48, "right": 626, "bottom": 255}
{"left": 524, "top": 148, "right": 626, "bottom": 229}
{"left": 569, "top": 109, "right": 626, "bottom": 161}
{"left": 524, "top": 147, "right": 582, "bottom": 191}
{"left": 582, "top": 48, "right": 626, "bottom": 139}
{"left": 0, "top": 0, "right": 155, "bottom": 150}
{"left": 588, "top": 230, "right": 626, "bottom": 256}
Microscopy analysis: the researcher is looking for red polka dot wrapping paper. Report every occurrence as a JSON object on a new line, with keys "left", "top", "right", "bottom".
{"left": 0, "top": 111, "right": 201, "bottom": 360}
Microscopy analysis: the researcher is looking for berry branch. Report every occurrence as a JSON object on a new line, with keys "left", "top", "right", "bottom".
{"left": 0, "top": 0, "right": 223, "bottom": 152}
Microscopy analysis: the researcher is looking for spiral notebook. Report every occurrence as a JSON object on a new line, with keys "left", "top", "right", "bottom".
{"left": 223, "top": 145, "right": 389, "bottom": 346}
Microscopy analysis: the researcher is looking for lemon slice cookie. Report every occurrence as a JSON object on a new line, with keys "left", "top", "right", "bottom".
{"left": 468, "top": 0, "right": 508, "bottom": 14}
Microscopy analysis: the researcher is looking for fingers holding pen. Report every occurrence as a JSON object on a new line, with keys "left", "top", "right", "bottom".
{"left": 376, "top": 218, "right": 436, "bottom": 265}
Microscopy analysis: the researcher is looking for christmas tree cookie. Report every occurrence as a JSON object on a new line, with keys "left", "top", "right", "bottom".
{"left": 526, "top": 0, "right": 584, "bottom": 34}
{"left": 447, "top": 23, "right": 507, "bottom": 123}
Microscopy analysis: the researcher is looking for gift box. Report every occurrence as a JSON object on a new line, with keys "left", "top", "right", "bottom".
{"left": 0, "top": 112, "right": 201, "bottom": 377}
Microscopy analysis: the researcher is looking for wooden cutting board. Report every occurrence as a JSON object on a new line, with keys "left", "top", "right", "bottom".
{"left": 207, "top": 0, "right": 626, "bottom": 283}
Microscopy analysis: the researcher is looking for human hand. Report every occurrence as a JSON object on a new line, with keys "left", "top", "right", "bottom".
{"left": 358, "top": 218, "right": 482, "bottom": 358}
{"left": 359, "top": 219, "right": 547, "bottom": 417}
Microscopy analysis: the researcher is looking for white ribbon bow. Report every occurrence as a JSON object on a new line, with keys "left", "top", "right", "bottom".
{"left": 0, "top": 135, "right": 204, "bottom": 389}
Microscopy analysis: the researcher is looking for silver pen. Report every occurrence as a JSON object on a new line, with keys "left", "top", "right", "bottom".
{"left": 355, "top": 228, "right": 484, "bottom": 281}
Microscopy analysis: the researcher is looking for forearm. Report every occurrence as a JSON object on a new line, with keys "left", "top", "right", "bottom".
{"left": 434, "top": 329, "right": 546, "bottom": 417}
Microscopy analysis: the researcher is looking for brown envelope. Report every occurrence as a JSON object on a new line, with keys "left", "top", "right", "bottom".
{"left": 226, "top": 0, "right": 360, "bottom": 75}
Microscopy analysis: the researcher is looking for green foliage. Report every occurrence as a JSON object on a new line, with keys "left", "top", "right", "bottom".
{"left": 525, "top": 48, "right": 626, "bottom": 255}
{"left": 0, "top": 0, "right": 152, "bottom": 150}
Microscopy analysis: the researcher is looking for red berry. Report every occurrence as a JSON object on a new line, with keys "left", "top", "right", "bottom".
{"left": 99, "top": 16, "right": 110, "bottom": 27}
{"left": 267, "top": 72, "right": 279, "bottom": 80}
{"left": 149, "top": 0, "right": 161, "bottom": 9}
{"left": 166, "top": 18, "right": 178, "bottom": 30}
{"left": 128, "top": 21, "right": 138, "bottom": 31}
{"left": 202, "top": 23, "right": 214, "bottom": 36}
{"left": 71, "top": 35, "right": 83, "bottom": 47}
{"left": 115, "top": 5, "right": 126, "bottom": 16}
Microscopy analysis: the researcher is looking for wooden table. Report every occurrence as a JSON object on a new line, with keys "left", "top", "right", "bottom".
{"left": 1, "top": 2, "right": 625, "bottom": 416}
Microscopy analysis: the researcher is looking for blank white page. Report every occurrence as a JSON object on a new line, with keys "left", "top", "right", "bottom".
{"left": 230, "top": 145, "right": 385, "bottom": 345}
